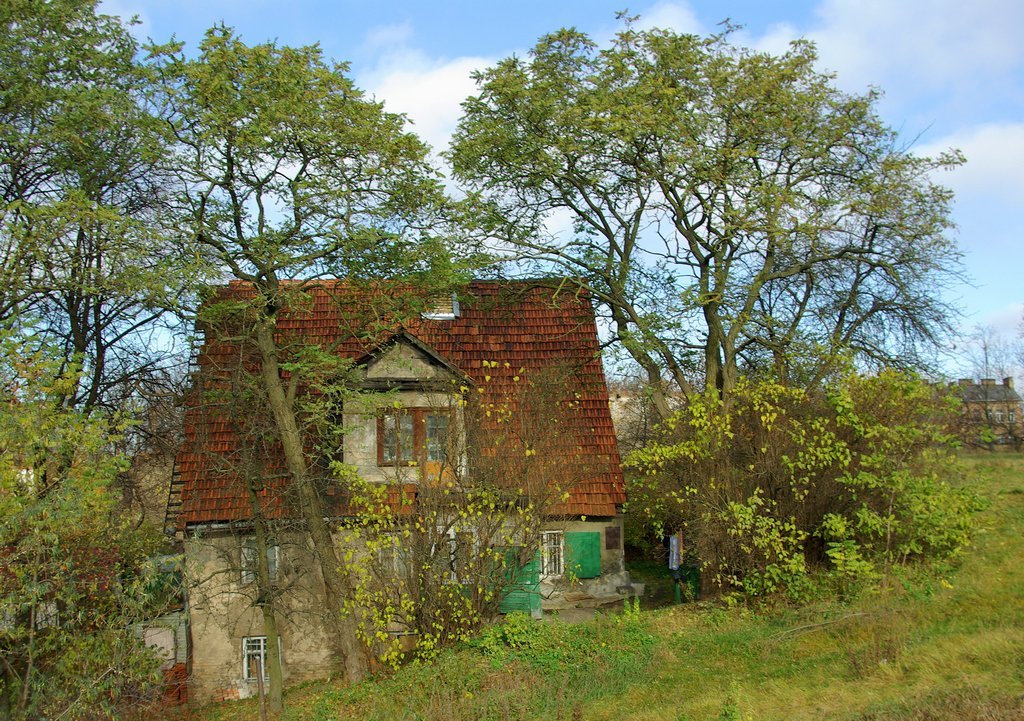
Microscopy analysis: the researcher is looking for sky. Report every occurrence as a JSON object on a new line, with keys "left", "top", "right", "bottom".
{"left": 103, "top": 0, "right": 1024, "bottom": 370}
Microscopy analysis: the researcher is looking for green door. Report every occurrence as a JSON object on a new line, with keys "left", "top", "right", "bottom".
{"left": 499, "top": 548, "right": 541, "bottom": 616}
{"left": 565, "top": 531, "right": 602, "bottom": 579}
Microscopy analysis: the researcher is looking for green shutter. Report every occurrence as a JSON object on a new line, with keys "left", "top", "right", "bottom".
{"left": 498, "top": 548, "right": 541, "bottom": 615}
{"left": 565, "top": 531, "right": 601, "bottom": 579}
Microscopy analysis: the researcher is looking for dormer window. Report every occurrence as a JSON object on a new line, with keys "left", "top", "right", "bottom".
{"left": 421, "top": 293, "right": 460, "bottom": 321}
{"left": 377, "top": 408, "right": 450, "bottom": 466}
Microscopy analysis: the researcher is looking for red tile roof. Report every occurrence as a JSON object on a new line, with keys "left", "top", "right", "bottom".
{"left": 174, "top": 280, "right": 626, "bottom": 528}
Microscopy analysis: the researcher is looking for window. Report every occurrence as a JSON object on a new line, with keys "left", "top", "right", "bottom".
{"left": 242, "top": 636, "right": 268, "bottom": 682}
{"left": 241, "top": 538, "right": 279, "bottom": 585}
{"left": 377, "top": 409, "right": 449, "bottom": 466}
{"left": 995, "top": 410, "right": 1005, "bottom": 423}
{"left": 420, "top": 293, "right": 461, "bottom": 320}
{"left": 540, "top": 531, "right": 564, "bottom": 578}
{"left": 1010, "top": 411, "right": 1016, "bottom": 424}
{"left": 425, "top": 413, "right": 449, "bottom": 462}
{"left": 376, "top": 535, "right": 409, "bottom": 577}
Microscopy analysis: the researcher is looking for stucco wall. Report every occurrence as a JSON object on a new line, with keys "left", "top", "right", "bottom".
{"left": 539, "top": 515, "right": 629, "bottom": 603}
{"left": 185, "top": 532, "right": 339, "bottom": 704}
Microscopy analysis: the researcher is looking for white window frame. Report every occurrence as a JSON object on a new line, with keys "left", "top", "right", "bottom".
{"left": 540, "top": 530, "right": 564, "bottom": 578}
{"left": 242, "top": 635, "right": 282, "bottom": 682}
{"left": 241, "top": 538, "right": 279, "bottom": 585}
{"left": 242, "top": 636, "right": 266, "bottom": 682}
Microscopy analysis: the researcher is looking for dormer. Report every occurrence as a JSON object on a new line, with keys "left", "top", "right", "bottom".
{"left": 420, "top": 293, "right": 460, "bottom": 321}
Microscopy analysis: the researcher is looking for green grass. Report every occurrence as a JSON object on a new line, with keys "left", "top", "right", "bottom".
{"left": 165, "top": 453, "right": 1024, "bottom": 721}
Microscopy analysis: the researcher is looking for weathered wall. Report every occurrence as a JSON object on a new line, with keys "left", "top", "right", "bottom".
{"left": 185, "top": 531, "right": 339, "bottom": 704}
{"left": 539, "top": 515, "right": 631, "bottom": 605}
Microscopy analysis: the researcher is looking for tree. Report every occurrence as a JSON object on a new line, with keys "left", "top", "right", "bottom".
{"left": 0, "top": 0, "right": 185, "bottom": 414}
{"left": 149, "top": 26, "right": 458, "bottom": 688}
{"left": 342, "top": 366, "right": 595, "bottom": 666}
{"left": 961, "top": 325, "right": 1022, "bottom": 384}
{"left": 0, "top": 337, "right": 167, "bottom": 720}
{"left": 450, "top": 21, "right": 962, "bottom": 412}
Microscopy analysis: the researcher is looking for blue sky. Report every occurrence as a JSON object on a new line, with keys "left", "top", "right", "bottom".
{"left": 106, "top": 0, "right": 1024, "bottom": 365}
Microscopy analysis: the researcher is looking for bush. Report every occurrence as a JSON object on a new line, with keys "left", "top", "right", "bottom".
{"left": 625, "top": 371, "right": 980, "bottom": 602}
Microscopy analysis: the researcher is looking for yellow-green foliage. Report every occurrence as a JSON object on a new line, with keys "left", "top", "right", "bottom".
{"left": 626, "top": 372, "right": 981, "bottom": 601}
{"left": 338, "top": 366, "right": 586, "bottom": 667}
{"left": 0, "top": 339, "right": 167, "bottom": 720}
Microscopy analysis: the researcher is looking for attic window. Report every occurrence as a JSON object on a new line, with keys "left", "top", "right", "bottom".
{"left": 421, "top": 293, "right": 460, "bottom": 320}
{"left": 377, "top": 408, "right": 450, "bottom": 466}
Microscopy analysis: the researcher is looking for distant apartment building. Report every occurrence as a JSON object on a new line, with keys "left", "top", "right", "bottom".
{"left": 956, "top": 377, "right": 1023, "bottom": 449}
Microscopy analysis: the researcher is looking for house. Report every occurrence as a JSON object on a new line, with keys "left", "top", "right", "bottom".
{"left": 167, "top": 280, "right": 630, "bottom": 703}
{"left": 956, "top": 377, "right": 1024, "bottom": 449}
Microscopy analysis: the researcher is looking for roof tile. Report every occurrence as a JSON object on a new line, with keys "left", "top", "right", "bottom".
{"left": 174, "top": 280, "right": 626, "bottom": 528}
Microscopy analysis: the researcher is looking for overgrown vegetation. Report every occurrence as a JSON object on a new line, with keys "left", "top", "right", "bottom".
{"left": 152, "top": 454, "right": 1024, "bottom": 721}
{"left": 626, "top": 372, "right": 982, "bottom": 602}
{"left": 0, "top": 2, "right": 990, "bottom": 715}
{"left": 341, "top": 366, "right": 594, "bottom": 667}
{"left": 0, "top": 340, "right": 170, "bottom": 720}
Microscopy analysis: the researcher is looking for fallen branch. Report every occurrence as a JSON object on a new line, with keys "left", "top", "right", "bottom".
{"left": 773, "top": 612, "right": 868, "bottom": 640}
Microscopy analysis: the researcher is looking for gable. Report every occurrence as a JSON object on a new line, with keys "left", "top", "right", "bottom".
{"left": 362, "top": 334, "right": 461, "bottom": 385}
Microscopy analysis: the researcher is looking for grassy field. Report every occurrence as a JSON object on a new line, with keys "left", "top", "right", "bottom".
{"left": 169, "top": 453, "right": 1024, "bottom": 721}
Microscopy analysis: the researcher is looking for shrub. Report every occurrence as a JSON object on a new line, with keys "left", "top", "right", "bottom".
{"left": 626, "top": 371, "right": 979, "bottom": 602}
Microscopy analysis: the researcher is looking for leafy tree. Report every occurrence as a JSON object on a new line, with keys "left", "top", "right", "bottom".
{"left": 149, "top": 26, "right": 459, "bottom": 690}
{"left": 0, "top": 0, "right": 185, "bottom": 414}
{"left": 0, "top": 338, "right": 167, "bottom": 720}
{"left": 451, "top": 21, "right": 962, "bottom": 411}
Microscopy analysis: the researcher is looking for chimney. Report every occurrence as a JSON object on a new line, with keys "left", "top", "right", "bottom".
{"left": 981, "top": 378, "right": 996, "bottom": 387}
{"left": 958, "top": 378, "right": 972, "bottom": 387}
{"left": 1004, "top": 377, "right": 1015, "bottom": 390}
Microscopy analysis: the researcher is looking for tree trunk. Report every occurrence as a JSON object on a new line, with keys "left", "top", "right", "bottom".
{"left": 253, "top": 317, "right": 368, "bottom": 683}
{"left": 248, "top": 507, "right": 283, "bottom": 711}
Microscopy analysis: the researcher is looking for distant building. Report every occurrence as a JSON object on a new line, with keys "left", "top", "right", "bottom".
{"left": 956, "top": 377, "right": 1023, "bottom": 449}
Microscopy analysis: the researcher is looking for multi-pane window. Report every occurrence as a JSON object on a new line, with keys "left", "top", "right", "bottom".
{"left": 242, "top": 636, "right": 268, "bottom": 681}
{"left": 241, "top": 538, "right": 279, "bottom": 585}
{"left": 426, "top": 413, "right": 449, "bottom": 461}
{"left": 380, "top": 412, "right": 415, "bottom": 464}
{"left": 540, "top": 531, "right": 564, "bottom": 578}
{"left": 377, "top": 409, "right": 449, "bottom": 466}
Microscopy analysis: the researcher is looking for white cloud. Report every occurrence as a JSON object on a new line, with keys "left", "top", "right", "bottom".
{"left": 636, "top": 2, "right": 704, "bottom": 35}
{"left": 360, "top": 51, "right": 490, "bottom": 156}
{"left": 361, "top": 22, "right": 414, "bottom": 52}
{"left": 356, "top": 23, "right": 494, "bottom": 157}
{"left": 917, "top": 122, "right": 1024, "bottom": 203}
{"left": 806, "top": 0, "right": 1024, "bottom": 92}
{"left": 747, "top": 22, "right": 801, "bottom": 56}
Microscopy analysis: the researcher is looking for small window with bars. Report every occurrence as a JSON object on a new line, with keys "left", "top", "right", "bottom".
{"left": 242, "top": 636, "right": 267, "bottom": 681}
{"left": 541, "top": 531, "right": 564, "bottom": 578}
